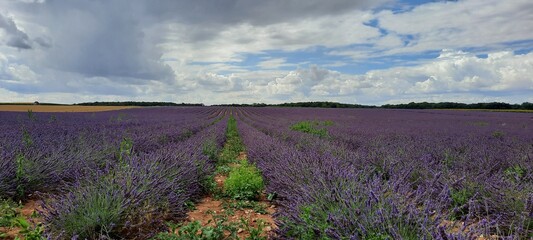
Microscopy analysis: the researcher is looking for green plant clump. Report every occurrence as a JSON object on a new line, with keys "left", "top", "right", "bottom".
{"left": 118, "top": 137, "right": 133, "bottom": 164}
{"left": 0, "top": 199, "right": 20, "bottom": 227}
{"left": 290, "top": 120, "right": 332, "bottom": 137}
{"left": 504, "top": 165, "right": 527, "bottom": 182}
{"left": 224, "top": 161, "right": 264, "bottom": 200}
{"left": 222, "top": 200, "right": 268, "bottom": 214}
{"left": 492, "top": 130, "right": 505, "bottom": 138}
{"left": 450, "top": 187, "right": 475, "bottom": 220}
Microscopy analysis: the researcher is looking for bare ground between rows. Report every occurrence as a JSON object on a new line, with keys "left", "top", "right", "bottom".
{"left": 178, "top": 151, "right": 277, "bottom": 239}
{"left": 183, "top": 195, "right": 277, "bottom": 239}
{"left": 0, "top": 199, "right": 43, "bottom": 240}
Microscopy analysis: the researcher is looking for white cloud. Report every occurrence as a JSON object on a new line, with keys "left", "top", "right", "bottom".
{"left": 377, "top": 0, "right": 533, "bottom": 54}
{"left": 6, "top": 63, "right": 38, "bottom": 83}
{"left": 257, "top": 58, "right": 291, "bottom": 70}
{"left": 2, "top": 49, "right": 532, "bottom": 105}
{"left": 161, "top": 10, "right": 380, "bottom": 64}
{"left": 223, "top": 50, "right": 533, "bottom": 104}
{"left": 327, "top": 0, "right": 533, "bottom": 61}
{"left": 0, "top": 0, "right": 532, "bottom": 105}
{"left": 320, "top": 50, "right": 533, "bottom": 103}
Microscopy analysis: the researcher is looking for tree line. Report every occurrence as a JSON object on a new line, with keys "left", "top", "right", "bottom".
{"left": 4, "top": 101, "right": 532, "bottom": 110}
{"left": 74, "top": 101, "right": 204, "bottom": 107}
{"left": 213, "top": 101, "right": 375, "bottom": 108}
{"left": 381, "top": 102, "right": 533, "bottom": 110}
{"left": 215, "top": 101, "right": 533, "bottom": 110}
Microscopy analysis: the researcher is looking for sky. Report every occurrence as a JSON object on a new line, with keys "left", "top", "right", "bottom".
{"left": 0, "top": 0, "right": 532, "bottom": 105}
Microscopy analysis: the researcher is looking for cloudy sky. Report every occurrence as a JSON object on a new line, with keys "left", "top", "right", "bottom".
{"left": 0, "top": 0, "right": 532, "bottom": 105}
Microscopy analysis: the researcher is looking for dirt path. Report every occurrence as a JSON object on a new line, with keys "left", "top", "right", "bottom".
{"left": 177, "top": 152, "right": 277, "bottom": 239}
{"left": 183, "top": 196, "right": 276, "bottom": 238}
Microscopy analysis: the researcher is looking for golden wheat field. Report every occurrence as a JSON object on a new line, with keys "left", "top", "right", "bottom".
{"left": 0, "top": 105, "right": 137, "bottom": 112}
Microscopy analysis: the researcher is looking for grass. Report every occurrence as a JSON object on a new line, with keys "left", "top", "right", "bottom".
{"left": 290, "top": 120, "right": 333, "bottom": 138}
{"left": 219, "top": 115, "right": 245, "bottom": 165}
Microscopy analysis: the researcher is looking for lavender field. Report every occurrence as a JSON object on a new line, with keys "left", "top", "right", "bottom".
{"left": 1, "top": 107, "right": 228, "bottom": 239}
{"left": 0, "top": 107, "right": 532, "bottom": 239}
{"left": 237, "top": 108, "right": 532, "bottom": 239}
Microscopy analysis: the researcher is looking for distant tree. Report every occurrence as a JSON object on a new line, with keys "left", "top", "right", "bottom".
{"left": 521, "top": 102, "right": 533, "bottom": 110}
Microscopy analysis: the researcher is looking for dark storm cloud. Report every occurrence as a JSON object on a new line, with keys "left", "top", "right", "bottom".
{"left": 6, "top": 0, "right": 175, "bottom": 82}
{"left": 0, "top": 12, "right": 32, "bottom": 49}
{"left": 145, "top": 0, "right": 389, "bottom": 26}
{"left": 33, "top": 37, "right": 51, "bottom": 48}
{"left": 4, "top": 0, "right": 388, "bottom": 82}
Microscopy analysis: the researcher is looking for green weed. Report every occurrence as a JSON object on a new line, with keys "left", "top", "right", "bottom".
{"left": 215, "top": 165, "right": 232, "bottom": 175}
{"left": 27, "top": 109, "right": 36, "bottom": 121}
{"left": 224, "top": 161, "right": 264, "bottom": 200}
{"left": 153, "top": 210, "right": 267, "bottom": 240}
{"left": 240, "top": 218, "right": 266, "bottom": 240}
{"left": 17, "top": 221, "right": 45, "bottom": 240}
{"left": 504, "top": 165, "right": 527, "bottom": 182}
{"left": 0, "top": 199, "right": 20, "bottom": 227}
{"left": 118, "top": 137, "right": 133, "bottom": 164}
{"left": 283, "top": 205, "right": 331, "bottom": 240}
{"left": 184, "top": 200, "right": 196, "bottom": 211}
{"left": 202, "top": 139, "right": 219, "bottom": 161}
{"left": 22, "top": 129, "right": 33, "bottom": 147}
{"left": 181, "top": 128, "right": 194, "bottom": 139}
{"left": 450, "top": 187, "right": 475, "bottom": 220}
{"left": 219, "top": 115, "right": 245, "bottom": 165}
{"left": 222, "top": 200, "right": 268, "bottom": 215}
{"left": 201, "top": 174, "right": 223, "bottom": 199}
{"left": 266, "top": 193, "right": 277, "bottom": 201}
{"left": 0, "top": 199, "right": 44, "bottom": 239}
{"left": 492, "top": 130, "right": 505, "bottom": 138}
{"left": 15, "top": 154, "right": 26, "bottom": 199}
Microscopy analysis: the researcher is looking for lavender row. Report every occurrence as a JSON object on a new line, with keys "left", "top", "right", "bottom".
{"left": 237, "top": 107, "right": 532, "bottom": 239}
{"left": 41, "top": 112, "right": 229, "bottom": 239}
{"left": 0, "top": 107, "right": 222, "bottom": 200}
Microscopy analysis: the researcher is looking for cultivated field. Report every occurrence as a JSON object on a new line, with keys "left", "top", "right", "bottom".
{"left": 0, "top": 105, "right": 137, "bottom": 112}
{"left": 0, "top": 107, "right": 531, "bottom": 239}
